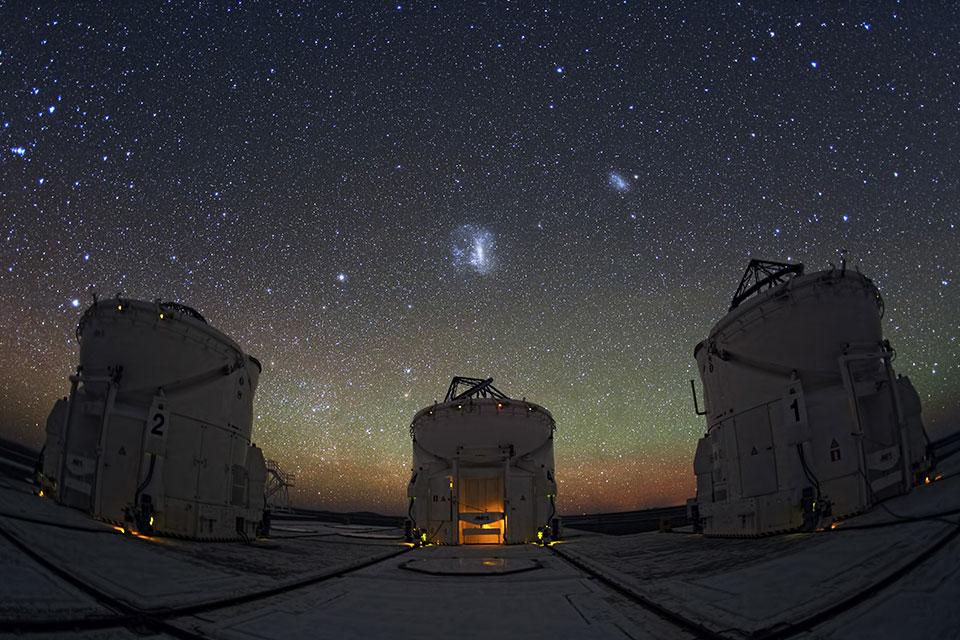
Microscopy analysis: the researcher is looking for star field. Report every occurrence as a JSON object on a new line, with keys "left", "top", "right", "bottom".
{"left": 1, "top": 2, "right": 958, "bottom": 513}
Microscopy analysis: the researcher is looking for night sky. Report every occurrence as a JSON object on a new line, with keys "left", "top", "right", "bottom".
{"left": 1, "top": 2, "right": 958, "bottom": 514}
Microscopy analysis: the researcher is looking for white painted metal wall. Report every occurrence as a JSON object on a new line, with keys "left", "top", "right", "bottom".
{"left": 41, "top": 298, "right": 266, "bottom": 539}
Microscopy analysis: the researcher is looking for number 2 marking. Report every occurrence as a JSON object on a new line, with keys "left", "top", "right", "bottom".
{"left": 151, "top": 413, "right": 165, "bottom": 436}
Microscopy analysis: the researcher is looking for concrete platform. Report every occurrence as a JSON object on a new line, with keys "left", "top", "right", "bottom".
{"left": 1, "top": 452, "right": 958, "bottom": 640}
{"left": 556, "top": 452, "right": 960, "bottom": 639}
{"left": 165, "top": 544, "right": 691, "bottom": 640}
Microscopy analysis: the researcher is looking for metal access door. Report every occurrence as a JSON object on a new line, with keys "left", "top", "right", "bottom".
{"left": 459, "top": 472, "right": 504, "bottom": 544}
{"left": 735, "top": 405, "right": 779, "bottom": 498}
{"left": 163, "top": 415, "right": 202, "bottom": 504}
{"left": 505, "top": 475, "right": 534, "bottom": 544}
{"left": 60, "top": 385, "right": 109, "bottom": 511}
{"left": 197, "top": 424, "right": 234, "bottom": 506}
{"left": 841, "top": 353, "right": 907, "bottom": 501}
{"left": 94, "top": 412, "right": 146, "bottom": 522}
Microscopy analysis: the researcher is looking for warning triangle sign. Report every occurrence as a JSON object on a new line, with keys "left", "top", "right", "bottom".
{"left": 830, "top": 439, "right": 839, "bottom": 449}
{"left": 750, "top": 446, "right": 758, "bottom": 455}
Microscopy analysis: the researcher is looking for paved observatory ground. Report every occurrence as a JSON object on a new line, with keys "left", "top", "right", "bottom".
{"left": 0, "top": 455, "right": 958, "bottom": 640}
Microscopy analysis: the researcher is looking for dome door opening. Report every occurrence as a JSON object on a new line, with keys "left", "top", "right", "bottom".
{"left": 459, "top": 471, "right": 504, "bottom": 544}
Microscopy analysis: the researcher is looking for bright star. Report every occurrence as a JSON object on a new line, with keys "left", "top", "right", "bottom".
{"left": 71, "top": 298, "right": 80, "bottom": 308}
{"left": 336, "top": 272, "right": 347, "bottom": 282}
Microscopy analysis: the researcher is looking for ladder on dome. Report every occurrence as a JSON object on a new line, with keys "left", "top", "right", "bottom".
{"left": 265, "top": 459, "right": 295, "bottom": 512}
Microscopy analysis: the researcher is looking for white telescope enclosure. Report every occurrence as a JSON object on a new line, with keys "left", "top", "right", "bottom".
{"left": 407, "top": 377, "right": 558, "bottom": 545}
{"left": 41, "top": 298, "right": 267, "bottom": 540}
{"left": 689, "top": 260, "right": 931, "bottom": 536}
